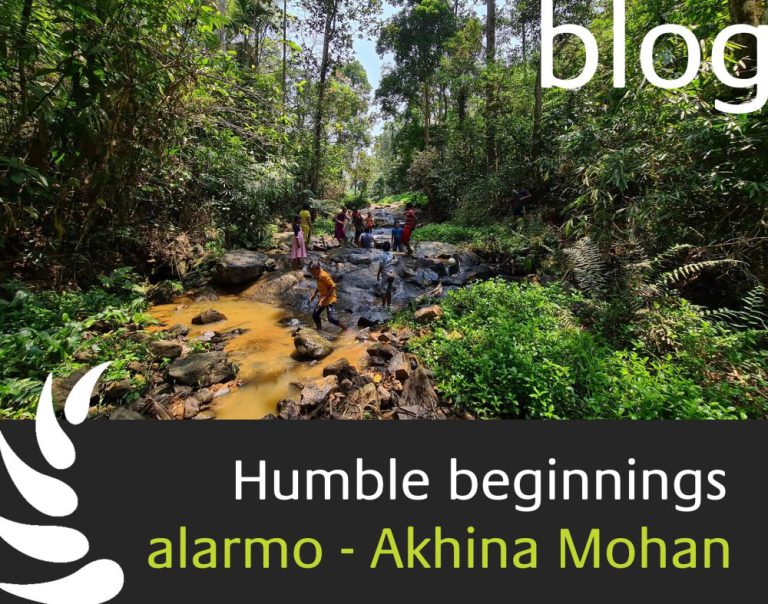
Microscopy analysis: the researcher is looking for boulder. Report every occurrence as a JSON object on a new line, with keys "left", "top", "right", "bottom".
{"left": 217, "top": 250, "right": 276, "bottom": 285}
{"left": 167, "top": 352, "right": 237, "bottom": 388}
{"left": 191, "top": 309, "right": 227, "bottom": 325}
{"left": 149, "top": 339, "right": 184, "bottom": 360}
{"left": 300, "top": 375, "right": 339, "bottom": 407}
{"left": 415, "top": 305, "right": 443, "bottom": 323}
{"left": 243, "top": 271, "right": 305, "bottom": 306}
{"left": 389, "top": 353, "right": 416, "bottom": 383}
{"left": 323, "top": 358, "right": 350, "bottom": 377}
{"left": 293, "top": 329, "right": 333, "bottom": 360}
{"left": 399, "top": 366, "right": 439, "bottom": 413}
{"left": 367, "top": 343, "right": 398, "bottom": 362}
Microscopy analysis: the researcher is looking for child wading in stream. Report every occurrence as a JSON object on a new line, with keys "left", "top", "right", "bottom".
{"left": 377, "top": 241, "right": 396, "bottom": 308}
{"left": 309, "top": 261, "right": 346, "bottom": 331}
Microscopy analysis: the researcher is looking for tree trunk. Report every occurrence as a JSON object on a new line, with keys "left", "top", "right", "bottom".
{"left": 485, "top": 0, "right": 497, "bottom": 173}
{"left": 17, "top": 0, "right": 34, "bottom": 117}
{"left": 310, "top": 0, "right": 338, "bottom": 195}
{"left": 728, "top": 0, "right": 766, "bottom": 74}
{"left": 282, "top": 0, "right": 287, "bottom": 116}
{"left": 217, "top": 0, "right": 228, "bottom": 49}
{"left": 533, "top": 52, "right": 543, "bottom": 159}
{"left": 423, "top": 80, "right": 431, "bottom": 148}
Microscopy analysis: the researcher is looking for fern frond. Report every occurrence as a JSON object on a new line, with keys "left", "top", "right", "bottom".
{"left": 564, "top": 237, "right": 608, "bottom": 297}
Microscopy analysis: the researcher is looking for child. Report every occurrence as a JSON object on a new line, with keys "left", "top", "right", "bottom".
{"left": 334, "top": 208, "right": 347, "bottom": 245}
{"left": 402, "top": 203, "right": 417, "bottom": 255}
{"left": 299, "top": 204, "right": 313, "bottom": 246}
{"left": 365, "top": 212, "right": 375, "bottom": 232}
{"left": 391, "top": 220, "right": 404, "bottom": 252}
{"left": 359, "top": 230, "right": 374, "bottom": 249}
{"left": 377, "top": 241, "right": 396, "bottom": 308}
{"left": 308, "top": 261, "right": 345, "bottom": 331}
{"left": 290, "top": 216, "right": 307, "bottom": 270}
{"left": 352, "top": 209, "right": 364, "bottom": 245}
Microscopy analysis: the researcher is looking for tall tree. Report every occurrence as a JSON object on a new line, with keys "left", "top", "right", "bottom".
{"left": 376, "top": 0, "right": 457, "bottom": 149}
{"left": 302, "top": 0, "right": 379, "bottom": 195}
{"left": 485, "top": 0, "right": 497, "bottom": 171}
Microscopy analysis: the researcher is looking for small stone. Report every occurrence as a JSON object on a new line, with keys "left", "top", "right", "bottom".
{"left": 166, "top": 324, "right": 190, "bottom": 337}
{"left": 149, "top": 339, "right": 183, "bottom": 359}
{"left": 195, "top": 388, "right": 214, "bottom": 405}
{"left": 183, "top": 398, "right": 201, "bottom": 419}
{"left": 277, "top": 399, "right": 300, "bottom": 420}
{"left": 192, "top": 309, "right": 227, "bottom": 325}
{"left": 193, "top": 410, "right": 216, "bottom": 420}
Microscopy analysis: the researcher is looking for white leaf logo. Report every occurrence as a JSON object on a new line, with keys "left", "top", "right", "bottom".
{"left": 0, "top": 363, "right": 125, "bottom": 604}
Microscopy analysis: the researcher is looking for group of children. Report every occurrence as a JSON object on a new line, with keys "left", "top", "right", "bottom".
{"left": 289, "top": 203, "right": 419, "bottom": 329}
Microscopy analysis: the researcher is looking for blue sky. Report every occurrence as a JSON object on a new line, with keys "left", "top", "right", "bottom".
{"left": 353, "top": 2, "right": 397, "bottom": 135}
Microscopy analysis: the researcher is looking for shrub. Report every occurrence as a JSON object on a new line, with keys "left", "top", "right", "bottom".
{"left": 405, "top": 280, "right": 765, "bottom": 420}
{"left": 0, "top": 269, "right": 156, "bottom": 418}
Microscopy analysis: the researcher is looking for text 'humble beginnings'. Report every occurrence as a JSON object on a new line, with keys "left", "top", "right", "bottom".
{"left": 234, "top": 458, "right": 727, "bottom": 512}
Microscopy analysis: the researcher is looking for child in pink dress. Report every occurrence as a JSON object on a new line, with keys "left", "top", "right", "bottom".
{"left": 290, "top": 216, "right": 308, "bottom": 269}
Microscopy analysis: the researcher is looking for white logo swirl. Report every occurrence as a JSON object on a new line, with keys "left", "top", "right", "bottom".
{"left": 0, "top": 363, "right": 125, "bottom": 604}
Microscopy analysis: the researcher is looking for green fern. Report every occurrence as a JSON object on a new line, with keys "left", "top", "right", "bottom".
{"left": 564, "top": 237, "right": 608, "bottom": 297}
{"left": 705, "top": 286, "right": 768, "bottom": 330}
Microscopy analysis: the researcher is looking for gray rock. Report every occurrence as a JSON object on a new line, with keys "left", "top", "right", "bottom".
{"left": 166, "top": 324, "right": 190, "bottom": 337}
{"left": 323, "top": 358, "right": 350, "bottom": 377}
{"left": 294, "top": 329, "right": 334, "bottom": 360}
{"left": 183, "top": 398, "right": 202, "bottom": 419}
{"left": 300, "top": 375, "right": 339, "bottom": 407}
{"left": 367, "top": 343, "right": 398, "bottom": 362}
{"left": 277, "top": 399, "right": 300, "bottom": 420}
{"left": 167, "top": 351, "right": 237, "bottom": 387}
{"left": 217, "top": 250, "right": 277, "bottom": 285}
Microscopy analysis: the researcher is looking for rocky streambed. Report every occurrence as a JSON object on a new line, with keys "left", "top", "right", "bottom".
{"left": 86, "top": 204, "right": 493, "bottom": 420}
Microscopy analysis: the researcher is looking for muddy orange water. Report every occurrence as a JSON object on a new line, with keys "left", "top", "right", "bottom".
{"left": 149, "top": 296, "right": 368, "bottom": 419}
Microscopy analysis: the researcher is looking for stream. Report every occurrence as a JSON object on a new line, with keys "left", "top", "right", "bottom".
{"left": 149, "top": 296, "right": 368, "bottom": 419}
